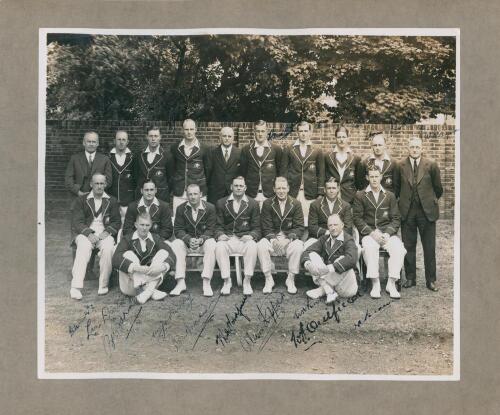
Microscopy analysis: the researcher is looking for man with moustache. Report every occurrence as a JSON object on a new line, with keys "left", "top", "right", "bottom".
{"left": 324, "top": 126, "right": 363, "bottom": 205}
{"left": 397, "top": 136, "right": 443, "bottom": 292}
{"left": 135, "top": 126, "right": 173, "bottom": 203}
{"left": 280, "top": 121, "right": 325, "bottom": 226}
{"left": 207, "top": 126, "right": 242, "bottom": 204}
{"left": 170, "top": 184, "right": 217, "bottom": 297}
{"left": 69, "top": 173, "right": 121, "bottom": 300}
{"left": 301, "top": 214, "right": 358, "bottom": 304}
{"left": 359, "top": 131, "right": 400, "bottom": 194}
{"left": 170, "top": 119, "right": 212, "bottom": 214}
{"left": 65, "top": 131, "right": 112, "bottom": 197}
{"left": 108, "top": 130, "right": 136, "bottom": 222}
{"left": 239, "top": 120, "right": 283, "bottom": 207}
{"left": 215, "top": 176, "right": 261, "bottom": 296}
{"left": 306, "top": 177, "right": 353, "bottom": 248}
{"left": 112, "top": 212, "right": 176, "bottom": 304}
{"left": 257, "top": 177, "right": 304, "bottom": 294}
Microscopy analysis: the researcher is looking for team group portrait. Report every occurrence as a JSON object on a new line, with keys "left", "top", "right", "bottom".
{"left": 41, "top": 31, "right": 458, "bottom": 377}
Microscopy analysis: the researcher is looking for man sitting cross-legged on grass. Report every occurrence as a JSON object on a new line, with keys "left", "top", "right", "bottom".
{"left": 112, "top": 212, "right": 176, "bottom": 304}
{"left": 301, "top": 214, "right": 358, "bottom": 304}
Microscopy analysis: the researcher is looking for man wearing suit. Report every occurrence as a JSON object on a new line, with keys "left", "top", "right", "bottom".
{"left": 170, "top": 119, "right": 212, "bottom": 214}
{"left": 280, "top": 121, "right": 325, "bottom": 226}
{"left": 112, "top": 212, "right": 176, "bottom": 304}
{"left": 358, "top": 131, "right": 400, "bottom": 193}
{"left": 123, "top": 180, "right": 173, "bottom": 241}
{"left": 70, "top": 173, "right": 121, "bottom": 300}
{"left": 170, "top": 184, "right": 218, "bottom": 297}
{"left": 257, "top": 177, "right": 304, "bottom": 294}
{"left": 324, "top": 126, "right": 363, "bottom": 204}
{"left": 239, "top": 120, "right": 283, "bottom": 207}
{"left": 135, "top": 126, "right": 173, "bottom": 204}
{"left": 65, "top": 131, "right": 112, "bottom": 197}
{"left": 306, "top": 177, "right": 353, "bottom": 248}
{"left": 207, "top": 126, "right": 242, "bottom": 204}
{"left": 397, "top": 137, "right": 443, "bottom": 291}
{"left": 353, "top": 165, "right": 406, "bottom": 299}
{"left": 215, "top": 177, "right": 261, "bottom": 296}
{"left": 108, "top": 130, "right": 136, "bottom": 222}
{"left": 301, "top": 214, "right": 358, "bottom": 304}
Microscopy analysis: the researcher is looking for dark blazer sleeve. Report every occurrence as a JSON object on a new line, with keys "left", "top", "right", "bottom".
{"left": 392, "top": 161, "right": 401, "bottom": 198}
{"left": 122, "top": 203, "right": 137, "bottom": 237}
{"left": 214, "top": 199, "right": 226, "bottom": 240}
{"left": 200, "top": 205, "right": 216, "bottom": 242}
{"left": 430, "top": 160, "right": 443, "bottom": 199}
{"left": 261, "top": 201, "right": 276, "bottom": 240}
{"left": 275, "top": 145, "right": 284, "bottom": 176}
{"left": 71, "top": 197, "right": 93, "bottom": 237}
{"left": 382, "top": 193, "right": 401, "bottom": 236}
{"left": 285, "top": 202, "right": 305, "bottom": 240}
{"left": 340, "top": 203, "right": 354, "bottom": 235}
{"left": 354, "top": 155, "right": 365, "bottom": 190}
{"left": 248, "top": 201, "right": 262, "bottom": 241}
{"left": 112, "top": 237, "right": 133, "bottom": 272}
{"left": 64, "top": 155, "right": 80, "bottom": 196}
{"left": 158, "top": 204, "right": 174, "bottom": 240}
{"left": 174, "top": 205, "right": 191, "bottom": 245}
{"left": 308, "top": 203, "right": 327, "bottom": 239}
{"left": 352, "top": 192, "right": 374, "bottom": 237}
{"left": 332, "top": 237, "right": 358, "bottom": 273}
{"left": 317, "top": 150, "right": 326, "bottom": 195}
{"left": 105, "top": 198, "right": 121, "bottom": 237}
{"left": 103, "top": 156, "right": 113, "bottom": 190}
{"left": 157, "top": 238, "right": 176, "bottom": 270}
{"left": 239, "top": 146, "right": 249, "bottom": 178}
{"left": 280, "top": 146, "right": 290, "bottom": 177}
{"left": 203, "top": 145, "right": 213, "bottom": 192}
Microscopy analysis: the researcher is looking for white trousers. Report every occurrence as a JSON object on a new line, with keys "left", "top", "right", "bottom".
{"left": 296, "top": 189, "right": 314, "bottom": 227}
{"left": 257, "top": 238, "right": 303, "bottom": 275}
{"left": 307, "top": 252, "right": 358, "bottom": 297}
{"left": 71, "top": 234, "right": 115, "bottom": 290}
{"left": 118, "top": 250, "right": 167, "bottom": 296}
{"left": 215, "top": 236, "right": 258, "bottom": 279}
{"left": 169, "top": 238, "right": 217, "bottom": 280}
{"left": 361, "top": 235, "right": 406, "bottom": 280}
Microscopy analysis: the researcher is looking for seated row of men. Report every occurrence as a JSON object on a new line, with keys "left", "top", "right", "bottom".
{"left": 70, "top": 166, "right": 405, "bottom": 304}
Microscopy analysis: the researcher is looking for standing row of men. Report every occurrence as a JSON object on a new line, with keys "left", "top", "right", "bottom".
{"left": 65, "top": 120, "right": 443, "bottom": 303}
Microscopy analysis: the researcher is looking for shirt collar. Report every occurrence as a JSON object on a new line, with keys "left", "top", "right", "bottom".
{"left": 228, "top": 193, "right": 249, "bottom": 203}
{"left": 110, "top": 147, "right": 131, "bottom": 154}
{"left": 188, "top": 201, "right": 205, "bottom": 211}
{"left": 87, "top": 191, "right": 110, "bottom": 200}
{"left": 254, "top": 140, "right": 270, "bottom": 148}
{"left": 369, "top": 152, "right": 390, "bottom": 161}
{"left": 144, "top": 146, "right": 160, "bottom": 154}
{"left": 221, "top": 144, "right": 232, "bottom": 151}
{"left": 132, "top": 231, "right": 154, "bottom": 242}
{"left": 180, "top": 138, "right": 200, "bottom": 148}
{"left": 330, "top": 231, "right": 345, "bottom": 242}
{"left": 365, "top": 185, "right": 386, "bottom": 194}
{"left": 410, "top": 156, "right": 421, "bottom": 165}
{"left": 85, "top": 150, "right": 96, "bottom": 158}
{"left": 293, "top": 140, "right": 311, "bottom": 147}
{"left": 138, "top": 197, "right": 160, "bottom": 207}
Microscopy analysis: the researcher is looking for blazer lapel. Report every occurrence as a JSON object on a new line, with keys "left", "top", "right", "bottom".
{"left": 416, "top": 159, "right": 426, "bottom": 185}
{"left": 403, "top": 158, "right": 414, "bottom": 186}
{"left": 320, "top": 197, "right": 331, "bottom": 219}
{"left": 149, "top": 203, "right": 159, "bottom": 220}
{"left": 327, "top": 239, "right": 342, "bottom": 260}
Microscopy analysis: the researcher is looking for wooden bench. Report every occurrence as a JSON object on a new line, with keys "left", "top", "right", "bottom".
{"left": 184, "top": 252, "right": 244, "bottom": 286}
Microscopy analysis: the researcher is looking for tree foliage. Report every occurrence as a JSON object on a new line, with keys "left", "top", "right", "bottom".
{"left": 47, "top": 34, "right": 455, "bottom": 123}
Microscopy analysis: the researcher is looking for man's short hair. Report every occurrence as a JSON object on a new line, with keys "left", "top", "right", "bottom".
{"left": 91, "top": 173, "right": 107, "bottom": 183}
{"left": 334, "top": 126, "right": 349, "bottom": 137}
{"left": 142, "top": 180, "right": 156, "bottom": 189}
{"left": 186, "top": 183, "right": 201, "bottom": 192}
{"left": 115, "top": 129, "right": 128, "bottom": 137}
{"left": 232, "top": 176, "right": 246, "bottom": 184}
{"left": 274, "top": 176, "right": 289, "bottom": 186}
{"left": 409, "top": 136, "right": 422, "bottom": 145}
{"left": 368, "top": 131, "right": 385, "bottom": 142}
{"left": 183, "top": 119, "right": 196, "bottom": 128}
{"left": 83, "top": 131, "right": 99, "bottom": 140}
{"left": 366, "top": 164, "right": 382, "bottom": 174}
{"left": 254, "top": 120, "right": 267, "bottom": 128}
{"left": 146, "top": 125, "right": 160, "bottom": 134}
{"left": 220, "top": 126, "right": 234, "bottom": 135}
{"left": 297, "top": 121, "right": 312, "bottom": 131}
{"left": 325, "top": 177, "right": 340, "bottom": 186}
{"left": 136, "top": 211, "right": 152, "bottom": 223}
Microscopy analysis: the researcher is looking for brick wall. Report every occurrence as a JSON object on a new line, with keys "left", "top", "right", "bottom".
{"left": 45, "top": 120, "right": 456, "bottom": 219}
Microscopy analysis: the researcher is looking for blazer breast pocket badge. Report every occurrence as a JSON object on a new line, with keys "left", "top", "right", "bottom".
{"left": 156, "top": 170, "right": 164, "bottom": 177}
{"left": 266, "top": 162, "right": 274, "bottom": 169}
{"left": 382, "top": 210, "right": 389, "bottom": 217}
{"left": 308, "top": 163, "right": 316, "bottom": 170}
{"left": 385, "top": 177, "right": 392, "bottom": 185}
{"left": 104, "top": 216, "right": 110, "bottom": 225}
{"left": 349, "top": 170, "right": 355, "bottom": 177}
{"left": 241, "top": 220, "right": 248, "bottom": 228}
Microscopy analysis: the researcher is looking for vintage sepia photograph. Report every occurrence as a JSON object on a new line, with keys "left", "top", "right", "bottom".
{"left": 38, "top": 28, "right": 459, "bottom": 379}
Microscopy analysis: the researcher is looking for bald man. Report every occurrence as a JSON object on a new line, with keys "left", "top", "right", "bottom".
{"left": 207, "top": 126, "right": 242, "bottom": 204}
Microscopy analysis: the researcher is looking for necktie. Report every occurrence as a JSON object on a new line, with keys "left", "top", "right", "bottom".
{"left": 413, "top": 159, "right": 418, "bottom": 179}
{"left": 224, "top": 148, "right": 229, "bottom": 162}
{"left": 88, "top": 154, "right": 93, "bottom": 171}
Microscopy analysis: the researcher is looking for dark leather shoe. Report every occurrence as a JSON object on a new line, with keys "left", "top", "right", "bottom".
{"left": 403, "top": 279, "right": 416, "bottom": 288}
{"left": 426, "top": 282, "right": 439, "bottom": 292}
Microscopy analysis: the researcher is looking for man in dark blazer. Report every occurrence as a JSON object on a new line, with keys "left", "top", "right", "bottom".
{"left": 215, "top": 176, "right": 261, "bottom": 296}
{"left": 123, "top": 180, "right": 173, "bottom": 241}
{"left": 257, "top": 177, "right": 304, "bottom": 294}
{"left": 70, "top": 173, "right": 121, "bottom": 300}
{"left": 324, "top": 126, "right": 363, "bottom": 205}
{"left": 135, "top": 126, "right": 174, "bottom": 204}
{"left": 358, "top": 131, "right": 400, "bottom": 194}
{"left": 307, "top": 177, "right": 353, "bottom": 247}
{"left": 112, "top": 212, "right": 176, "bottom": 304}
{"left": 301, "top": 214, "right": 358, "bottom": 303}
{"left": 170, "top": 184, "right": 217, "bottom": 297}
{"left": 280, "top": 121, "right": 325, "bottom": 226}
{"left": 353, "top": 165, "right": 406, "bottom": 299}
{"left": 108, "top": 130, "right": 136, "bottom": 222}
{"left": 65, "top": 131, "right": 112, "bottom": 197}
{"left": 170, "top": 119, "right": 212, "bottom": 214}
{"left": 397, "top": 136, "right": 443, "bottom": 291}
{"left": 239, "top": 120, "right": 283, "bottom": 207}
{"left": 207, "top": 126, "right": 242, "bottom": 204}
